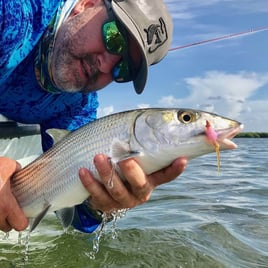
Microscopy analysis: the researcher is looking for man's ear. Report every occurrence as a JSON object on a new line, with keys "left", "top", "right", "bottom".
{"left": 71, "top": 0, "right": 102, "bottom": 15}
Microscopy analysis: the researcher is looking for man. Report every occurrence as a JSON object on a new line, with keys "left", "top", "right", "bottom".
{"left": 0, "top": 0, "right": 187, "bottom": 233}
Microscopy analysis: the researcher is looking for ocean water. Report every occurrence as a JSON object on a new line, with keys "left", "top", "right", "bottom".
{"left": 0, "top": 137, "right": 267, "bottom": 268}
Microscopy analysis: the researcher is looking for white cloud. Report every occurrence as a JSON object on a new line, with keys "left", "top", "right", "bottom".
{"left": 97, "top": 103, "right": 152, "bottom": 118}
{"left": 165, "top": 0, "right": 268, "bottom": 20}
{"left": 238, "top": 100, "right": 268, "bottom": 131}
{"left": 97, "top": 105, "right": 114, "bottom": 118}
{"left": 166, "top": 0, "right": 268, "bottom": 48}
{"left": 223, "top": 0, "right": 268, "bottom": 13}
{"left": 137, "top": 103, "right": 151, "bottom": 109}
{"left": 158, "top": 71, "right": 268, "bottom": 131}
{"left": 158, "top": 95, "right": 180, "bottom": 107}
{"left": 185, "top": 71, "right": 267, "bottom": 100}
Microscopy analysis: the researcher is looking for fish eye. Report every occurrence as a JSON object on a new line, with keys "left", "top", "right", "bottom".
{"left": 178, "top": 111, "right": 196, "bottom": 124}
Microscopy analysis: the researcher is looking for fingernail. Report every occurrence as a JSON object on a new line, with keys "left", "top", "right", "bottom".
{"left": 79, "top": 168, "right": 86, "bottom": 177}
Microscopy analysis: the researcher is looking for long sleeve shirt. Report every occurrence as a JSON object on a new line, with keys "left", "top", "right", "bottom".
{"left": 0, "top": 0, "right": 101, "bottom": 232}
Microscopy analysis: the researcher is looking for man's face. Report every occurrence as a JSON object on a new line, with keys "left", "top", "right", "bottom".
{"left": 51, "top": 1, "right": 123, "bottom": 93}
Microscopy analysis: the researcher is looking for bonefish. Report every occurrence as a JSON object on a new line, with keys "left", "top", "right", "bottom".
{"left": 11, "top": 108, "right": 243, "bottom": 231}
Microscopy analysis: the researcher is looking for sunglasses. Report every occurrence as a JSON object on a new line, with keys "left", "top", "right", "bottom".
{"left": 102, "top": 0, "right": 134, "bottom": 83}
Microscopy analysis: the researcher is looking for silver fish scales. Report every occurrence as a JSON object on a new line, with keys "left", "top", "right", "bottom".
{"left": 11, "top": 108, "right": 243, "bottom": 231}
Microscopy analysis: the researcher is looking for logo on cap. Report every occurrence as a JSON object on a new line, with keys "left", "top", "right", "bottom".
{"left": 144, "top": 17, "right": 168, "bottom": 54}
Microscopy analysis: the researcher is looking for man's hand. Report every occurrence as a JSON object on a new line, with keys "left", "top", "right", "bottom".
{"left": 0, "top": 157, "right": 28, "bottom": 232}
{"left": 79, "top": 154, "right": 187, "bottom": 213}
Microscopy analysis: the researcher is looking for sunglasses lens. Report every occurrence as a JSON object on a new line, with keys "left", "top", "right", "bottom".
{"left": 112, "top": 60, "right": 132, "bottom": 82}
{"left": 103, "top": 21, "right": 134, "bottom": 82}
{"left": 103, "top": 21, "right": 126, "bottom": 55}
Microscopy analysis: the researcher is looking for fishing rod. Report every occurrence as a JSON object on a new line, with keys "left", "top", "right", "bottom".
{"left": 168, "top": 25, "right": 268, "bottom": 52}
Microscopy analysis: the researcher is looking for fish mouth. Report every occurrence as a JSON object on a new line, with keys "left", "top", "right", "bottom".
{"left": 216, "top": 124, "right": 244, "bottom": 149}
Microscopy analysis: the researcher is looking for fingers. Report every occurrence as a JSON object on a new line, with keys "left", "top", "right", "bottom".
{"left": 79, "top": 167, "right": 120, "bottom": 212}
{"left": 0, "top": 218, "right": 12, "bottom": 233}
{"left": 0, "top": 157, "right": 28, "bottom": 232}
{"left": 6, "top": 195, "right": 29, "bottom": 231}
{"left": 79, "top": 154, "right": 187, "bottom": 214}
{"left": 0, "top": 189, "right": 28, "bottom": 232}
{"left": 79, "top": 155, "right": 137, "bottom": 212}
{"left": 94, "top": 154, "right": 138, "bottom": 208}
{"left": 118, "top": 158, "right": 152, "bottom": 203}
{"left": 0, "top": 182, "right": 29, "bottom": 232}
{"left": 2, "top": 206, "right": 29, "bottom": 232}
{"left": 148, "top": 157, "right": 188, "bottom": 188}
{"left": 118, "top": 157, "right": 187, "bottom": 201}
{"left": 0, "top": 157, "right": 19, "bottom": 184}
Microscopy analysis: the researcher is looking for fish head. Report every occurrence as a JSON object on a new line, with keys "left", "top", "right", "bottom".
{"left": 133, "top": 108, "right": 243, "bottom": 161}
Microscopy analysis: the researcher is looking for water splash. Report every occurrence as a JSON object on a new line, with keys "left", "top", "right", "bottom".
{"left": 23, "top": 231, "right": 31, "bottom": 263}
{"left": 86, "top": 208, "right": 129, "bottom": 259}
{"left": 86, "top": 217, "right": 107, "bottom": 260}
{"left": 1, "top": 229, "right": 32, "bottom": 263}
{"left": 3, "top": 231, "right": 9, "bottom": 240}
{"left": 107, "top": 176, "right": 114, "bottom": 189}
{"left": 18, "top": 231, "right": 23, "bottom": 244}
{"left": 111, "top": 209, "right": 129, "bottom": 240}
{"left": 107, "top": 157, "right": 116, "bottom": 189}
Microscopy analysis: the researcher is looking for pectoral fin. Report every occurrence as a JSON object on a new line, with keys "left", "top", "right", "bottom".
{"left": 29, "top": 204, "right": 51, "bottom": 232}
{"left": 111, "top": 139, "right": 142, "bottom": 163}
{"left": 55, "top": 207, "right": 75, "bottom": 230}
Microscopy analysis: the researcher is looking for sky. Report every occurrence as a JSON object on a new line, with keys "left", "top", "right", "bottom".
{"left": 98, "top": 0, "right": 268, "bottom": 132}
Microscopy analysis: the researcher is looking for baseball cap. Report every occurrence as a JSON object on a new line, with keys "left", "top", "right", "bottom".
{"left": 110, "top": 0, "right": 173, "bottom": 94}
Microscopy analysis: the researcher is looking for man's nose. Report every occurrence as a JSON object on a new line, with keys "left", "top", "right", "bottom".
{"left": 97, "top": 51, "right": 121, "bottom": 74}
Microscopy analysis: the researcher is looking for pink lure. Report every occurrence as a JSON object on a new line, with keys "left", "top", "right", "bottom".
{"left": 205, "top": 120, "right": 221, "bottom": 173}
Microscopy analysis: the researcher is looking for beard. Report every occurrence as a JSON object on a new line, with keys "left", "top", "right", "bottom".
{"left": 51, "top": 44, "right": 99, "bottom": 93}
{"left": 50, "top": 19, "right": 99, "bottom": 93}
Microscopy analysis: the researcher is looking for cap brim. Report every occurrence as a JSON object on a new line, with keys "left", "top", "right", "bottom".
{"left": 133, "top": 56, "right": 148, "bottom": 94}
{"left": 111, "top": 2, "right": 148, "bottom": 94}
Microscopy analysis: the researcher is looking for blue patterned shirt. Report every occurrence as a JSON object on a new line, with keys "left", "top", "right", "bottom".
{"left": 0, "top": 0, "right": 99, "bottom": 150}
{"left": 0, "top": 0, "right": 101, "bottom": 232}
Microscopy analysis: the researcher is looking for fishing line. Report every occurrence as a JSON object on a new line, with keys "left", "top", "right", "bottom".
{"left": 168, "top": 26, "right": 268, "bottom": 52}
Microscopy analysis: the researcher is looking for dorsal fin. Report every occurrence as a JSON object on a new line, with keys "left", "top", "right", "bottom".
{"left": 46, "top": 129, "right": 70, "bottom": 145}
